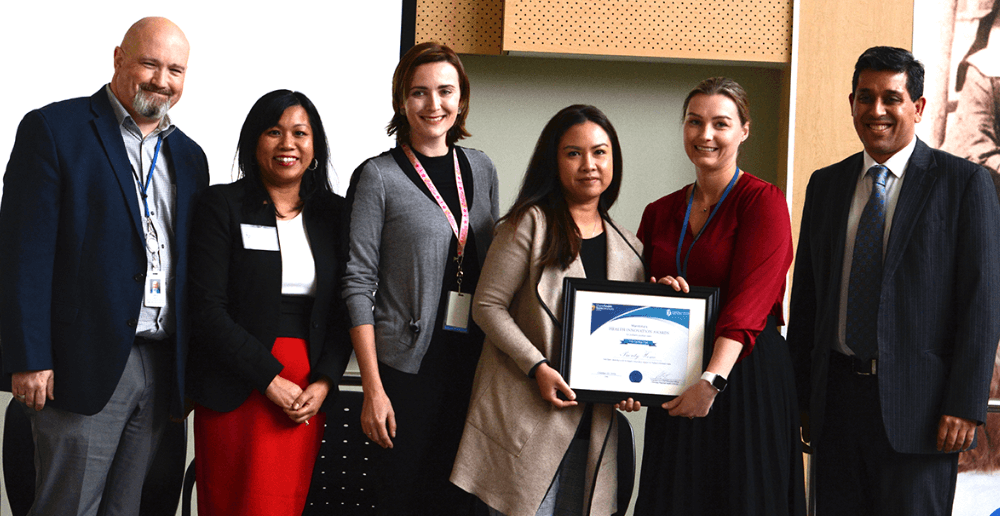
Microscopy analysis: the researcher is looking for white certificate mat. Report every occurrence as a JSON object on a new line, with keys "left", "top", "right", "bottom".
{"left": 559, "top": 278, "right": 719, "bottom": 405}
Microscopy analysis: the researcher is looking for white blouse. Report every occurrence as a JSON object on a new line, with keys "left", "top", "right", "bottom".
{"left": 276, "top": 211, "right": 317, "bottom": 296}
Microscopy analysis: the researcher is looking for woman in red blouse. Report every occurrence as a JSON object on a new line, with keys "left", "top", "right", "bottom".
{"left": 633, "top": 77, "right": 805, "bottom": 515}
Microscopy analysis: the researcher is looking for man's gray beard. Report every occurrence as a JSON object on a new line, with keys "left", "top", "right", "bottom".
{"left": 133, "top": 89, "right": 171, "bottom": 120}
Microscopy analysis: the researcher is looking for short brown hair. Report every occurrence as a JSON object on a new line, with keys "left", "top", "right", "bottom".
{"left": 387, "top": 42, "right": 471, "bottom": 146}
{"left": 682, "top": 77, "right": 751, "bottom": 126}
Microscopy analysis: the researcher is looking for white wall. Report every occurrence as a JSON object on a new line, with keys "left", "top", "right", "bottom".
{"left": 1, "top": 0, "right": 403, "bottom": 195}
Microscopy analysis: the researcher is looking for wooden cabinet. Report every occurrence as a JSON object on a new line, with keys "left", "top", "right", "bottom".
{"left": 415, "top": 0, "right": 792, "bottom": 64}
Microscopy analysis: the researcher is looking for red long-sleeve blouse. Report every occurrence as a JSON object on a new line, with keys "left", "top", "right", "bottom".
{"left": 637, "top": 173, "right": 793, "bottom": 361}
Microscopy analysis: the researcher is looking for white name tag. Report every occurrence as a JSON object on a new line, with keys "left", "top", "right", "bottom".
{"left": 443, "top": 291, "right": 472, "bottom": 333}
{"left": 240, "top": 224, "right": 279, "bottom": 251}
{"left": 144, "top": 270, "right": 166, "bottom": 308}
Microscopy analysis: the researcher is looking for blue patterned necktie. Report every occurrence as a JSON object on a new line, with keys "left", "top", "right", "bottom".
{"left": 846, "top": 164, "right": 889, "bottom": 362}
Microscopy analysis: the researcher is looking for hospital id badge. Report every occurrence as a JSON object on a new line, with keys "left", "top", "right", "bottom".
{"left": 145, "top": 270, "right": 166, "bottom": 307}
{"left": 443, "top": 291, "right": 471, "bottom": 333}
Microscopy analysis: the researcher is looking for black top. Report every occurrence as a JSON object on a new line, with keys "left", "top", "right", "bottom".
{"left": 401, "top": 147, "right": 485, "bottom": 371}
{"left": 580, "top": 231, "right": 608, "bottom": 281}
{"left": 576, "top": 231, "right": 608, "bottom": 440}
{"left": 278, "top": 295, "right": 314, "bottom": 340}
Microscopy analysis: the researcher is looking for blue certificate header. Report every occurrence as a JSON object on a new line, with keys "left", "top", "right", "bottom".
{"left": 590, "top": 303, "right": 690, "bottom": 334}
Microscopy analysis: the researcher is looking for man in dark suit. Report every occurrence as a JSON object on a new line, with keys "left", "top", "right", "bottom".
{"left": 788, "top": 46, "right": 1000, "bottom": 515}
{"left": 0, "top": 17, "right": 208, "bottom": 515}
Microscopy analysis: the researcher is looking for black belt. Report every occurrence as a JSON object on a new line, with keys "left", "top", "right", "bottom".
{"left": 829, "top": 351, "right": 877, "bottom": 375}
{"left": 134, "top": 336, "right": 165, "bottom": 346}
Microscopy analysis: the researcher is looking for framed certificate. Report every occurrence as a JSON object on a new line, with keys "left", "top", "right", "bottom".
{"left": 558, "top": 278, "right": 720, "bottom": 406}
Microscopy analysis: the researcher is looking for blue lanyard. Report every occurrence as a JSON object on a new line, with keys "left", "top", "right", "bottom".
{"left": 675, "top": 167, "right": 740, "bottom": 278}
{"left": 136, "top": 135, "right": 164, "bottom": 218}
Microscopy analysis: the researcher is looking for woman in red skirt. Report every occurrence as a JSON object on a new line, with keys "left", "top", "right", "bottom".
{"left": 187, "top": 90, "right": 352, "bottom": 516}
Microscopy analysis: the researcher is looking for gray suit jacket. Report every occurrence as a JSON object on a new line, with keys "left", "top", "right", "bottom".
{"left": 787, "top": 138, "right": 1000, "bottom": 454}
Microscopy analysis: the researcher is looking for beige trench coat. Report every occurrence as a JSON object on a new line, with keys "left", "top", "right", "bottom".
{"left": 451, "top": 207, "right": 645, "bottom": 516}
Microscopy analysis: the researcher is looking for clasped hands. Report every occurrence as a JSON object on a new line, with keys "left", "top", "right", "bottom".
{"left": 265, "top": 375, "right": 330, "bottom": 425}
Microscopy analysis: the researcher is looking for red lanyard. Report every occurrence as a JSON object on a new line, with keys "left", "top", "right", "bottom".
{"left": 401, "top": 144, "right": 470, "bottom": 258}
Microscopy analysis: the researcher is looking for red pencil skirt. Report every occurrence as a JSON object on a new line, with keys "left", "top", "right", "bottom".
{"left": 194, "top": 337, "right": 325, "bottom": 516}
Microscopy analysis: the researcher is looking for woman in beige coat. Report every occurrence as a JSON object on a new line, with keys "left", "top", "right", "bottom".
{"left": 450, "top": 105, "right": 644, "bottom": 516}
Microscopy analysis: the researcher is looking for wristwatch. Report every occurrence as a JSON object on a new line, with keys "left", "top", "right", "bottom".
{"left": 701, "top": 371, "right": 728, "bottom": 392}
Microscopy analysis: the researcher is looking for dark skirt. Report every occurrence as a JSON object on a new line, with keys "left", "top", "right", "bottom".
{"left": 634, "top": 318, "right": 806, "bottom": 515}
{"left": 194, "top": 337, "right": 325, "bottom": 516}
{"left": 373, "top": 325, "right": 483, "bottom": 516}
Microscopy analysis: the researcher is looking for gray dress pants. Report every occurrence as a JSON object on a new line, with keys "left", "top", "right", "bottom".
{"left": 25, "top": 339, "right": 171, "bottom": 516}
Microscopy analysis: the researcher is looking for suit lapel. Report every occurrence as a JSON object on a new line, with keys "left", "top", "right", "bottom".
{"left": 537, "top": 254, "right": 582, "bottom": 329}
{"left": 605, "top": 218, "right": 643, "bottom": 281}
{"left": 166, "top": 135, "right": 198, "bottom": 242}
{"left": 305, "top": 203, "right": 334, "bottom": 296}
{"left": 535, "top": 216, "right": 643, "bottom": 327}
{"left": 91, "top": 90, "right": 145, "bottom": 241}
{"left": 825, "top": 154, "right": 864, "bottom": 303}
{"left": 304, "top": 203, "right": 334, "bottom": 364}
{"left": 882, "top": 140, "right": 938, "bottom": 284}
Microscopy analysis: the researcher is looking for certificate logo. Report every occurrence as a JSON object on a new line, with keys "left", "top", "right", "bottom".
{"left": 629, "top": 370, "right": 643, "bottom": 383}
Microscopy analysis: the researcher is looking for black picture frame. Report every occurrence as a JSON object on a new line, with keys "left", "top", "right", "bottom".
{"left": 558, "top": 278, "right": 720, "bottom": 406}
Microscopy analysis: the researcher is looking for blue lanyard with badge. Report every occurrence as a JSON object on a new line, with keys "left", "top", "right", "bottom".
{"left": 676, "top": 168, "right": 740, "bottom": 278}
{"left": 135, "top": 135, "right": 167, "bottom": 308}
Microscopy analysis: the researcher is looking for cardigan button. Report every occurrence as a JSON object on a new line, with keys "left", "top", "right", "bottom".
{"left": 126, "top": 318, "right": 138, "bottom": 328}
{"left": 133, "top": 273, "right": 145, "bottom": 282}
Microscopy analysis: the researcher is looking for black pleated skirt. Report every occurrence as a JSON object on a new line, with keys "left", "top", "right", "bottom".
{"left": 634, "top": 318, "right": 806, "bottom": 515}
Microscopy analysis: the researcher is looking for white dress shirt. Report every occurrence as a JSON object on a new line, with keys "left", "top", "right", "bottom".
{"left": 834, "top": 137, "right": 917, "bottom": 356}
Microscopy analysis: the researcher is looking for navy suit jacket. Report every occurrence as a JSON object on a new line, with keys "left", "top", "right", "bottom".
{"left": 788, "top": 138, "right": 1000, "bottom": 454}
{"left": 0, "top": 88, "right": 208, "bottom": 417}
{"left": 185, "top": 181, "right": 353, "bottom": 413}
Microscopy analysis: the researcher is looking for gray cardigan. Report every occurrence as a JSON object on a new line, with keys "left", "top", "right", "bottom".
{"left": 343, "top": 146, "right": 500, "bottom": 373}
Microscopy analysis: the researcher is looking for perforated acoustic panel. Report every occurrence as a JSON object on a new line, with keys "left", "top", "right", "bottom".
{"left": 503, "top": 0, "right": 792, "bottom": 63}
{"left": 415, "top": 0, "right": 504, "bottom": 55}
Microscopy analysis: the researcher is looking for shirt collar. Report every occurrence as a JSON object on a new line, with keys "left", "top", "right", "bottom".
{"left": 861, "top": 136, "right": 917, "bottom": 181}
{"left": 104, "top": 84, "right": 175, "bottom": 139}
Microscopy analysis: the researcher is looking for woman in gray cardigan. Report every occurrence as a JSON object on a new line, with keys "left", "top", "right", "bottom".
{"left": 342, "top": 42, "right": 499, "bottom": 515}
{"left": 451, "top": 105, "right": 643, "bottom": 516}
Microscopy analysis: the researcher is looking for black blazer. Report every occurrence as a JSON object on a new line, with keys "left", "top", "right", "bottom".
{"left": 787, "top": 138, "right": 1000, "bottom": 454}
{"left": 0, "top": 88, "right": 208, "bottom": 417}
{"left": 186, "top": 180, "right": 352, "bottom": 413}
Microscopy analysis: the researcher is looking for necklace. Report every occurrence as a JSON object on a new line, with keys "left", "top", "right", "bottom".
{"left": 677, "top": 167, "right": 740, "bottom": 277}
{"left": 692, "top": 183, "right": 711, "bottom": 212}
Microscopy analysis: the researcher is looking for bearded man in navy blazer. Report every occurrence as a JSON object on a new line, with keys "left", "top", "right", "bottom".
{"left": 0, "top": 17, "right": 208, "bottom": 515}
{"left": 788, "top": 46, "right": 1000, "bottom": 516}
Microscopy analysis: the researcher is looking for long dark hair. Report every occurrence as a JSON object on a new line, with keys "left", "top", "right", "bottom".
{"left": 501, "top": 104, "right": 623, "bottom": 269}
{"left": 236, "top": 89, "right": 332, "bottom": 214}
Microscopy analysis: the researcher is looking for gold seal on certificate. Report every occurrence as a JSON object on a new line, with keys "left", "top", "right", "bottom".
{"left": 558, "top": 278, "right": 720, "bottom": 405}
